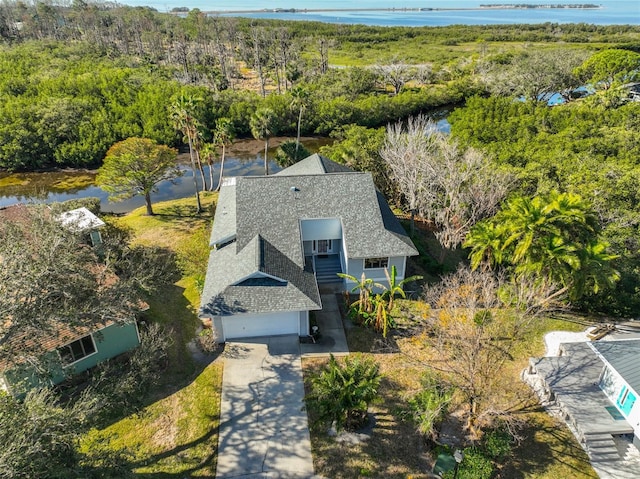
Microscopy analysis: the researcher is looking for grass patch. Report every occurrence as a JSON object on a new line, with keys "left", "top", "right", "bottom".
{"left": 83, "top": 192, "right": 223, "bottom": 476}
{"left": 113, "top": 192, "right": 217, "bottom": 251}
{"left": 306, "top": 299, "right": 597, "bottom": 478}
{"left": 82, "top": 362, "right": 222, "bottom": 477}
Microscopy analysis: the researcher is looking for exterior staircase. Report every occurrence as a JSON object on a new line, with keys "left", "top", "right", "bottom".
{"left": 314, "top": 255, "right": 342, "bottom": 284}
{"left": 585, "top": 433, "right": 621, "bottom": 463}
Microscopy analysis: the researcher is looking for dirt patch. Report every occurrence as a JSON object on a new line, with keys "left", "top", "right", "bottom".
{"left": 150, "top": 393, "right": 185, "bottom": 450}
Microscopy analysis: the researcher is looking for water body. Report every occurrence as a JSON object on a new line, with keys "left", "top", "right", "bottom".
{"left": 123, "top": 0, "right": 640, "bottom": 25}
{"left": 0, "top": 138, "right": 332, "bottom": 213}
{"left": 0, "top": 157, "right": 279, "bottom": 214}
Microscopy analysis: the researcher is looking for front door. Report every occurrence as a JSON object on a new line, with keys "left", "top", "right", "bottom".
{"left": 314, "top": 239, "right": 332, "bottom": 254}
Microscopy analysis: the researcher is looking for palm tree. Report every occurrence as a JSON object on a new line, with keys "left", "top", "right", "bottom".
{"left": 306, "top": 354, "right": 381, "bottom": 431}
{"left": 213, "top": 117, "right": 235, "bottom": 191}
{"left": 200, "top": 142, "right": 217, "bottom": 192}
{"left": 170, "top": 93, "right": 202, "bottom": 213}
{"left": 192, "top": 127, "right": 209, "bottom": 191}
{"left": 572, "top": 239, "right": 619, "bottom": 300}
{"left": 250, "top": 108, "right": 276, "bottom": 176}
{"left": 290, "top": 85, "right": 310, "bottom": 156}
{"left": 337, "top": 272, "right": 378, "bottom": 320}
{"left": 466, "top": 191, "right": 618, "bottom": 301}
{"left": 464, "top": 221, "right": 505, "bottom": 271}
{"left": 380, "top": 265, "right": 423, "bottom": 311}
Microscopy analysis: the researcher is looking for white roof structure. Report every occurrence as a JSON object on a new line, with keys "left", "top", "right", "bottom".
{"left": 56, "top": 207, "right": 105, "bottom": 232}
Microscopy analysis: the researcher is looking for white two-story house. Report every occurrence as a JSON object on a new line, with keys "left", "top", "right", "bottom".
{"left": 199, "top": 154, "right": 418, "bottom": 342}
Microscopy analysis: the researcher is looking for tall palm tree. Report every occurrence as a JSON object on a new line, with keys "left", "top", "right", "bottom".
{"left": 290, "top": 85, "right": 309, "bottom": 156}
{"left": 192, "top": 127, "right": 209, "bottom": 191}
{"left": 170, "top": 93, "right": 202, "bottom": 213}
{"left": 213, "top": 117, "right": 235, "bottom": 191}
{"left": 250, "top": 108, "right": 276, "bottom": 176}
{"left": 464, "top": 221, "right": 505, "bottom": 271}
{"left": 200, "top": 142, "right": 217, "bottom": 192}
{"left": 572, "top": 240, "right": 619, "bottom": 300}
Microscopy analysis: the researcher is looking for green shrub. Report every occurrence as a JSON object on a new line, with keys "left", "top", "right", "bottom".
{"left": 483, "top": 428, "right": 513, "bottom": 460}
{"left": 407, "top": 374, "right": 453, "bottom": 440}
{"left": 306, "top": 354, "right": 381, "bottom": 432}
{"left": 442, "top": 447, "right": 494, "bottom": 479}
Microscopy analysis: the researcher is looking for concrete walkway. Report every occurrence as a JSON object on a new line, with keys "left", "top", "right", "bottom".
{"left": 216, "top": 335, "right": 316, "bottom": 478}
{"left": 300, "top": 293, "right": 349, "bottom": 358}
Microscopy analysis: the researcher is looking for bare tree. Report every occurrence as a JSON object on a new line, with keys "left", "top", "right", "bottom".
{"left": 381, "top": 115, "right": 512, "bottom": 251}
{"left": 422, "top": 267, "right": 560, "bottom": 441}
{"left": 245, "top": 27, "right": 271, "bottom": 98}
{"left": 317, "top": 37, "right": 335, "bottom": 75}
{"left": 375, "top": 59, "right": 414, "bottom": 95}
{"left": 379, "top": 116, "right": 433, "bottom": 234}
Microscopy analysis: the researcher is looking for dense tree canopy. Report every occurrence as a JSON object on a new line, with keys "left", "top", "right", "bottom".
{"left": 450, "top": 95, "right": 640, "bottom": 313}
{"left": 96, "top": 137, "right": 180, "bottom": 216}
{"left": 573, "top": 49, "right": 640, "bottom": 90}
{"left": 465, "top": 191, "right": 619, "bottom": 301}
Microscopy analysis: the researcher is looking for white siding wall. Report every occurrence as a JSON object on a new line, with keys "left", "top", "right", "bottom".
{"left": 600, "top": 366, "right": 622, "bottom": 399}
{"left": 299, "top": 310, "right": 309, "bottom": 336}
{"left": 345, "top": 256, "right": 407, "bottom": 292}
{"left": 212, "top": 316, "right": 224, "bottom": 343}
{"left": 303, "top": 241, "right": 313, "bottom": 255}
{"left": 600, "top": 365, "right": 640, "bottom": 439}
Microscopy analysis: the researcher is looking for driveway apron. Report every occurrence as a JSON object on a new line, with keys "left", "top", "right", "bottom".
{"left": 216, "top": 335, "right": 315, "bottom": 478}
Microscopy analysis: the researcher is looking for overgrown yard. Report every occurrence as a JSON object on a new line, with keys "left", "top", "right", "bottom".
{"left": 304, "top": 303, "right": 598, "bottom": 479}
{"left": 82, "top": 193, "right": 224, "bottom": 477}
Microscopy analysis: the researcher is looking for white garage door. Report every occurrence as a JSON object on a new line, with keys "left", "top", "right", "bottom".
{"left": 222, "top": 311, "right": 300, "bottom": 340}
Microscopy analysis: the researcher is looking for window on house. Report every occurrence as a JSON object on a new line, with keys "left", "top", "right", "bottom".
{"left": 364, "top": 257, "right": 389, "bottom": 269}
{"left": 89, "top": 230, "right": 102, "bottom": 247}
{"left": 58, "top": 335, "right": 96, "bottom": 365}
{"left": 617, "top": 385, "right": 637, "bottom": 416}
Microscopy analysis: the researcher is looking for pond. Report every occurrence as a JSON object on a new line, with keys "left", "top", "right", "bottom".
{"left": 0, "top": 113, "right": 452, "bottom": 213}
{"left": 0, "top": 137, "right": 329, "bottom": 213}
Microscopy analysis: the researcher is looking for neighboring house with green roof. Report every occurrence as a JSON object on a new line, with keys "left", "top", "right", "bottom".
{"left": 199, "top": 154, "right": 418, "bottom": 342}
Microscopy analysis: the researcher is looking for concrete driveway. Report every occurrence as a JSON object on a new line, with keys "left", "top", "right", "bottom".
{"left": 216, "top": 335, "right": 316, "bottom": 478}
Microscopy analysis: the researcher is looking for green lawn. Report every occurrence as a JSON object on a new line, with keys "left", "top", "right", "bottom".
{"left": 82, "top": 193, "right": 223, "bottom": 477}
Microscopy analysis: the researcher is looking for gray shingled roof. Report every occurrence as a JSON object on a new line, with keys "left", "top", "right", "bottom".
{"left": 200, "top": 235, "right": 320, "bottom": 316}
{"left": 200, "top": 155, "right": 417, "bottom": 317}
{"left": 274, "top": 153, "right": 353, "bottom": 176}
{"left": 591, "top": 340, "right": 640, "bottom": 395}
{"left": 235, "top": 172, "right": 417, "bottom": 262}
{"left": 210, "top": 182, "right": 236, "bottom": 246}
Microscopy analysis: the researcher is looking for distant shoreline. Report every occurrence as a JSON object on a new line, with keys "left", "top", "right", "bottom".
{"left": 171, "top": 4, "right": 603, "bottom": 15}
